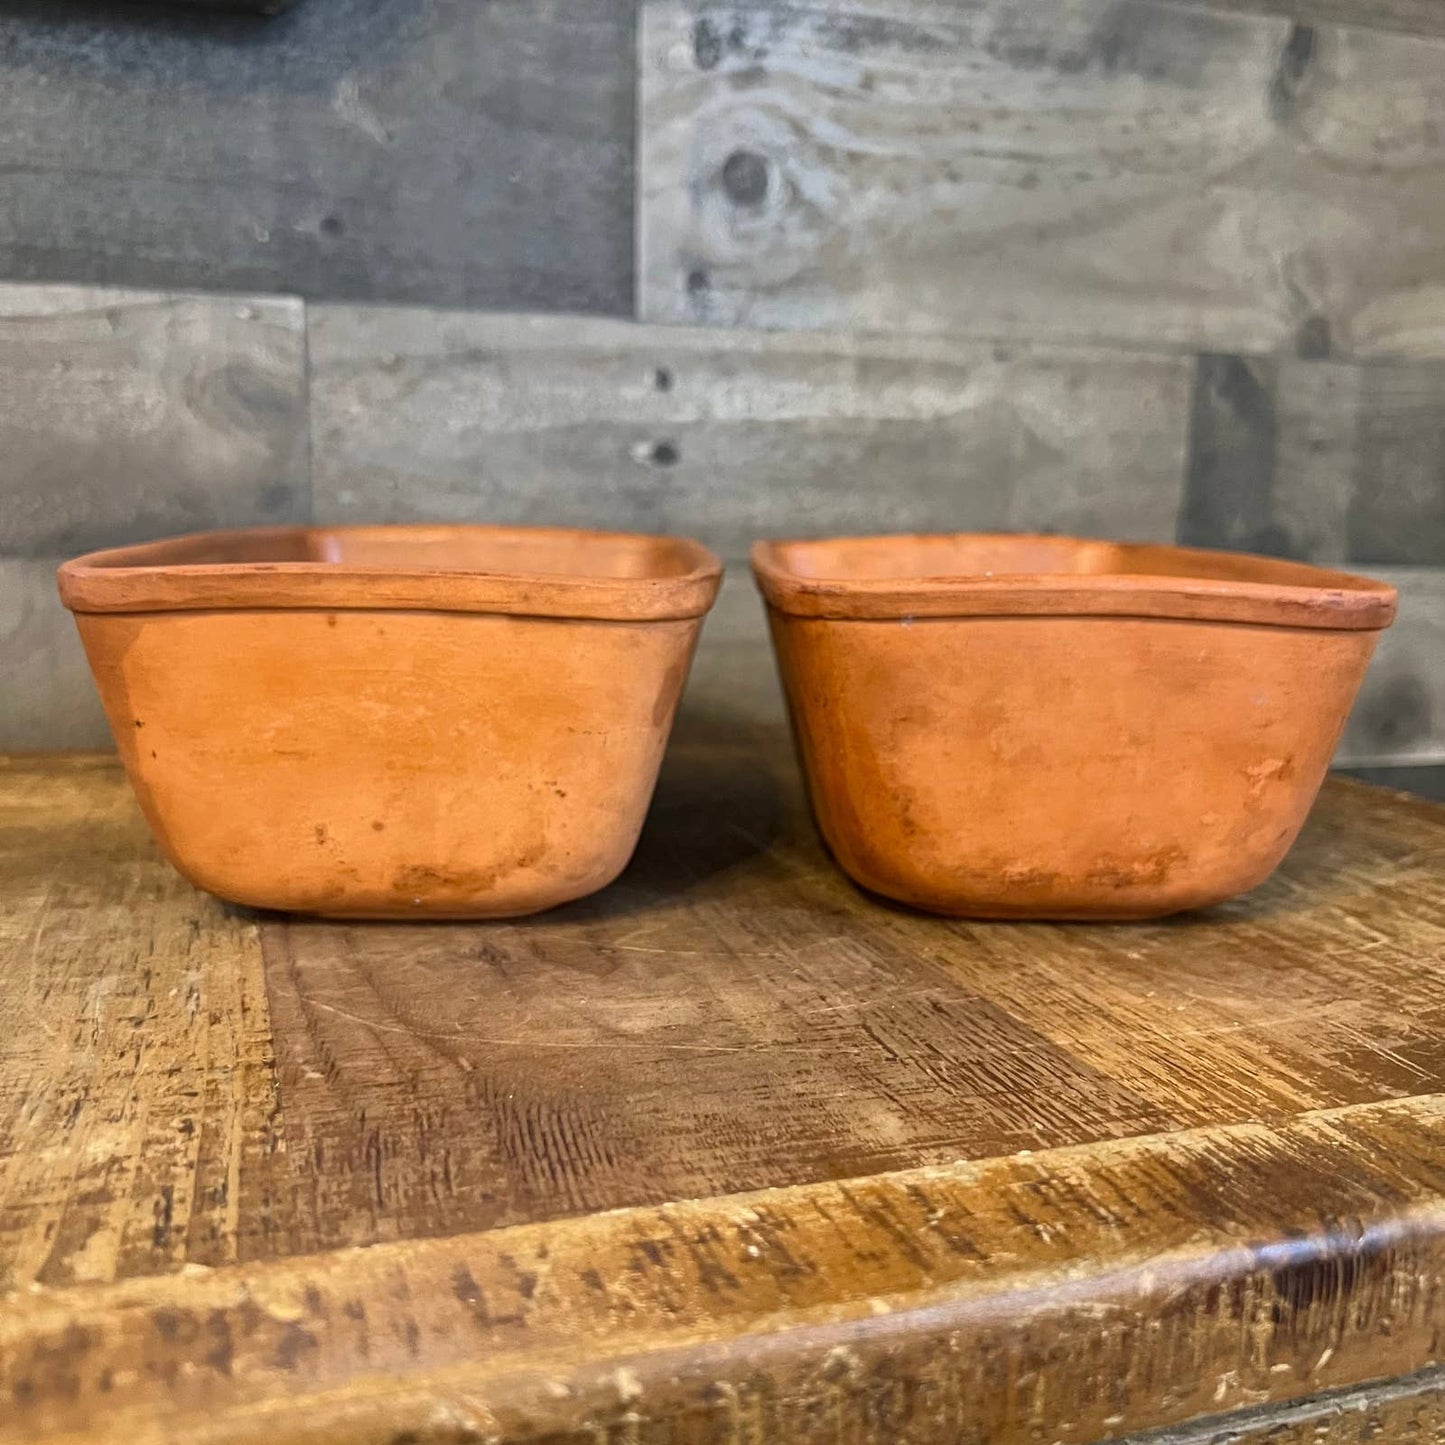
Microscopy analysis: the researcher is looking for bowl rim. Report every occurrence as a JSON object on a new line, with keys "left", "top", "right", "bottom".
{"left": 751, "top": 533, "right": 1398, "bottom": 630}
{"left": 58, "top": 524, "right": 724, "bottom": 622}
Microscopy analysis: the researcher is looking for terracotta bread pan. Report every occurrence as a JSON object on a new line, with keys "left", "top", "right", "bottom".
{"left": 753, "top": 533, "right": 1397, "bottom": 919}
{"left": 59, "top": 525, "right": 722, "bottom": 918}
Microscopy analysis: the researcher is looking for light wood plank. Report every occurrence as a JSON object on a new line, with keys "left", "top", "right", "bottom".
{"left": 0, "top": 285, "right": 307, "bottom": 556}
{"left": 0, "top": 755, "right": 281, "bottom": 1295}
{"left": 308, "top": 305, "right": 1192, "bottom": 558}
{"left": 640, "top": 0, "right": 1445, "bottom": 359}
{"left": 1338, "top": 567, "right": 1445, "bottom": 766}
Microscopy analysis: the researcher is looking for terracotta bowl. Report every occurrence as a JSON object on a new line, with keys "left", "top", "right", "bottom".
{"left": 59, "top": 525, "right": 722, "bottom": 918}
{"left": 753, "top": 534, "right": 1397, "bottom": 920}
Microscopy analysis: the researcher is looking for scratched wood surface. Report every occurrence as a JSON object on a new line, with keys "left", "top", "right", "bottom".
{"left": 639, "top": 0, "right": 1445, "bottom": 360}
{"left": 2, "top": 733, "right": 1445, "bottom": 1442}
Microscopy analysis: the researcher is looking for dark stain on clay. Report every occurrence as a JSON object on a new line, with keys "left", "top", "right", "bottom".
{"left": 1086, "top": 846, "right": 1187, "bottom": 889}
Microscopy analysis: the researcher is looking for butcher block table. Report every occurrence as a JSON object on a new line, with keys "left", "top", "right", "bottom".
{"left": 3, "top": 725, "right": 1445, "bottom": 1445}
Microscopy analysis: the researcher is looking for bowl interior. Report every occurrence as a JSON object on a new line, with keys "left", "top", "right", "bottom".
{"left": 764, "top": 534, "right": 1388, "bottom": 593}
{"left": 77, "top": 526, "right": 708, "bottom": 582}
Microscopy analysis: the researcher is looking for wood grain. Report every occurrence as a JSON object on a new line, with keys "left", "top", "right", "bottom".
{"left": 639, "top": 0, "right": 1445, "bottom": 359}
{"left": 0, "top": 756, "right": 283, "bottom": 1295}
{"left": 0, "top": 286, "right": 307, "bottom": 556}
{"left": 0, "top": 0, "right": 632, "bottom": 313}
{"left": 8, "top": 739, "right": 1445, "bottom": 1439}
{"left": 4, "top": 735, "right": 1444, "bottom": 1441}
{"left": 309, "top": 305, "right": 1192, "bottom": 556}
{"left": 1199, "top": 0, "right": 1445, "bottom": 40}
{"left": 1337, "top": 568, "right": 1445, "bottom": 766}
{"left": 0, "top": 558, "right": 111, "bottom": 751}
{"left": 4, "top": 1086, "right": 1445, "bottom": 1442}
{"left": 5, "top": 735, "right": 1445, "bottom": 1264}
{"left": 1182, "top": 354, "right": 1445, "bottom": 565}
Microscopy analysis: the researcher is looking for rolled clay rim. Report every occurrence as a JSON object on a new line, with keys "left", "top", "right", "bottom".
{"left": 751, "top": 534, "right": 1398, "bottom": 631}
{"left": 58, "top": 525, "right": 724, "bottom": 623}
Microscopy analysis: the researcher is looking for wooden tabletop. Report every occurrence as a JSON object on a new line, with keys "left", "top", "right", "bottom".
{"left": 3, "top": 726, "right": 1445, "bottom": 1445}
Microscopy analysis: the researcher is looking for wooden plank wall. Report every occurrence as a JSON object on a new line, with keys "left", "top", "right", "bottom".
{"left": 0, "top": 0, "right": 1440, "bottom": 795}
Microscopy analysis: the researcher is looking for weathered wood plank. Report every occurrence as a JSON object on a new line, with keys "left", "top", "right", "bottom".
{"left": 308, "top": 306, "right": 1192, "bottom": 556}
{"left": 1200, "top": 0, "right": 1445, "bottom": 41}
{"left": 10, "top": 740, "right": 1445, "bottom": 1273}
{"left": 1181, "top": 354, "right": 1445, "bottom": 564}
{"left": 1337, "top": 568, "right": 1445, "bottom": 766}
{"left": 3, "top": 1093, "right": 1445, "bottom": 1444}
{"left": 639, "top": 0, "right": 1445, "bottom": 359}
{"left": 0, "top": 285, "right": 307, "bottom": 556}
{"left": 0, "top": 756, "right": 283, "bottom": 1295}
{"left": 0, "top": 0, "right": 632, "bottom": 312}
{"left": 0, "top": 558, "right": 111, "bottom": 751}
{"left": 2, "top": 740, "right": 1445, "bottom": 1440}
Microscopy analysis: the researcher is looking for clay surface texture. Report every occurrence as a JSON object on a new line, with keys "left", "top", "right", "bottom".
{"left": 753, "top": 533, "right": 1397, "bottom": 918}
{"left": 58, "top": 525, "right": 722, "bottom": 917}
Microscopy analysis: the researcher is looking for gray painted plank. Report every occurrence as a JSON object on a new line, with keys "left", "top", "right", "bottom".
{"left": 639, "top": 0, "right": 1445, "bottom": 360}
{"left": 1180, "top": 354, "right": 1445, "bottom": 564}
{"left": 0, "top": 557, "right": 111, "bottom": 751}
{"left": 308, "top": 306, "right": 1193, "bottom": 560}
{"left": 0, "top": 285, "right": 307, "bottom": 556}
{"left": 1337, "top": 568, "right": 1445, "bottom": 766}
{"left": 0, "top": 0, "right": 632, "bottom": 313}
